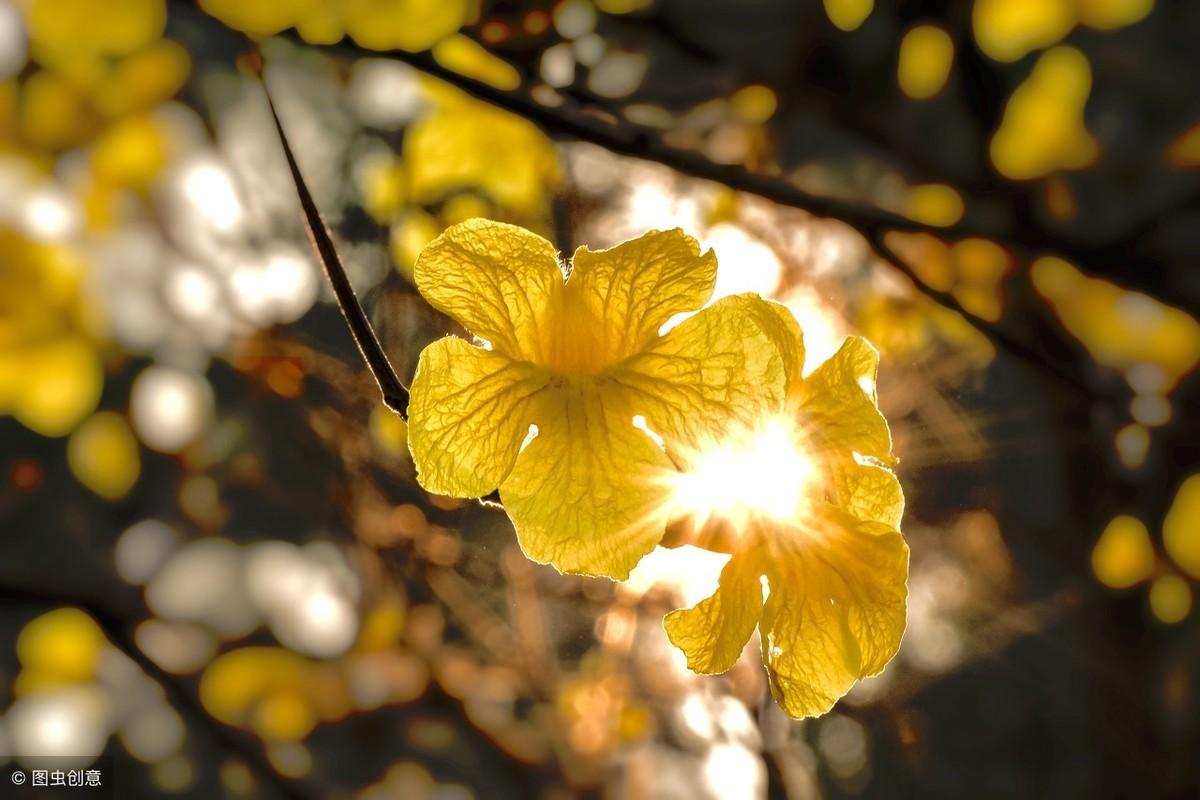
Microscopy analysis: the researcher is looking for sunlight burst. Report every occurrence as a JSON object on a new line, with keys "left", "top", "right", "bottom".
{"left": 667, "top": 416, "right": 817, "bottom": 529}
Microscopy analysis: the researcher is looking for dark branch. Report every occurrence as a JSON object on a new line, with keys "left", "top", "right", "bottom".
{"left": 244, "top": 50, "right": 411, "bottom": 419}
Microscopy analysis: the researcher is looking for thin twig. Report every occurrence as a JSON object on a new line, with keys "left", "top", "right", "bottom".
{"left": 242, "top": 50, "right": 411, "bottom": 418}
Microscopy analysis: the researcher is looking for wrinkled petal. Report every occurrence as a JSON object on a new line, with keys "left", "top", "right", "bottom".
{"left": 829, "top": 461, "right": 905, "bottom": 530}
{"left": 761, "top": 510, "right": 908, "bottom": 718}
{"left": 408, "top": 336, "right": 552, "bottom": 497}
{"left": 664, "top": 554, "right": 762, "bottom": 674}
{"left": 499, "top": 384, "right": 672, "bottom": 580}
{"left": 610, "top": 294, "right": 791, "bottom": 456}
{"left": 415, "top": 219, "right": 563, "bottom": 362}
{"left": 566, "top": 229, "right": 717, "bottom": 364}
{"left": 797, "top": 336, "right": 893, "bottom": 464}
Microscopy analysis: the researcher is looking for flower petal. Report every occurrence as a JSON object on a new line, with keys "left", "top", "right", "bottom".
{"left": 609, "top": 294, "right": 791, "bottom": 455}
{"left": 664, "top": 554, "right": 763, "bottom": 674}
{"left": 797, "top": 336, "right": 893, "bottom": 463}
{"left": 830, "top": 462, "right": 905, "bottom": 530}
{"left": 566, "top": 229, "right": 717, "bottom": 364}
{"left": 499, "top": 384, "right": 672, "bottom": 580}
{"left": 415, "top": 219, "right": 563, "bottom": 362}
{"left": 760, "top": 509, "right": 908, "bottom": 718}
{"left": 408, "top": 336, "right": 552, "bottom": 497}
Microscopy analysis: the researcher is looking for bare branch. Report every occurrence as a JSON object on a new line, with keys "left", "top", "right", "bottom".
{"left": 243, "top": 50, "right": 411, "bottom": 419}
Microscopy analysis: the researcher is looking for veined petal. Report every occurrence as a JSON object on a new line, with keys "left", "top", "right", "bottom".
{"left": 499, "top": 384, "right": 673, "bottom": 580}
{"left": 408, "top": 336, "right": 552, "bottom": 497}
{"left": 829, "top": 461, "right": 905, "bottom": 530}
{"left": 565, "top": 229, "right": 716, "bottom": 364}
{"left": 760, "top": 509, "right": 908, "bottom": 718}
{"left": 664, "top": 554, "right": 762, "bottom": 674}
{"left": 609, "top": 294, "right": 791, "bottom": 455}
{"left": 797, "top": 336, "right": 894, "bottom": 464}
{"left": 415, "top": 219, "right": 563, "bottom": 362}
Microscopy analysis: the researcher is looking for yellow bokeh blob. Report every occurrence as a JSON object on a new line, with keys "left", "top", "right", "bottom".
{"left": 1091, "top": 515, "right": 1156, "bottom": 589}
{"left": 389, "top": 211, "right": 440, "bottom": 281}
{"left": 990, "top": 47, "right": 1098, "bottom": 180}
{"left": 973, "top": 0, "right": 1075, "bottom": 62}
{"left": 1163, "top": 474, "right": 1200, "bottom": 580}
{"left": 93, "top": 40, "right": 191, "bottom": 119}
{"left": 67, "top": 411, "right": 141, "bottom": 500}
{"left": 254, "top": 690, "right": 317, "bottom": 742}
{"left": 432, "top": 34, "right": 522, "bottom": 91}
{"left": 26, "top": 0, "right": 166, "bottom": 58}
{"left": 369, "top": 404, "right": 409, "bottom": 458}
{"left": 897, "top": 25, "right": 954, "bottom": 100}
{"left": 6, "top": 338, "right": 104, "bottom": 438}
{"left": 1167, "top": 123, "right": 1200, "bottom": 168}
{"left": 886, "top": 232, "right": 1013, "bottom": 323}
{"left": 15, "top": 607, "right": 108, "bottom": 694}
{"left": 823, "top": 0, "right": 873, "bottom": 32}
{"left": 904, "top": 183, "right": 964, "bottom": 227}
{"left": 90, "top": 113, "right": 169, "bottom": 191}
{"left": 1149, "top": 574, "right": 1192, "bottom": 624}
{"left": 1031, "top": 257, "right": 1200, "bottom": 391}
{"left": 1076, "top": 0, "right": 1154, "bottom": 30}
{"left": 730, "top": 85, "right": 778, "bottom": 125}
{"left": 341, "top": 0, "right": 468, "bottom": 53}
{"left": 19, "top": 70, "right": 97, "bottom": 151}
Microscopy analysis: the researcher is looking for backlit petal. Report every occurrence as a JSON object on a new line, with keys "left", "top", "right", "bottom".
{"left": 664, "top": 554, "right": 762, "bottom": 674}
{"left": 500, "top": 384, "right": 672, "bottom": 580}
{"left": 414, "top": 219, "right": 564, "bottom": 362}
{"left": 408, "top": 335, "right": 552, "bottom": 497}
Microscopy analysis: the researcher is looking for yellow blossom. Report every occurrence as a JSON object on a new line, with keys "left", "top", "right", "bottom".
{"left": 405, "top": 85, "right": 560, "bottom": 216}
{"left": 406, "top": 219, "right": 790, "bottom": 579}
{"left": 663, "top": 307, "right": 907, "bottom": 718}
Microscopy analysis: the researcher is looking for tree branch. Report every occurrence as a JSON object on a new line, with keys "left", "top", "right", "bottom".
{"left": 242, "top": 50, "right": 411, "bottom": 419}
{"left": 250, "top": 34, "right": 1095, "bottom": 393}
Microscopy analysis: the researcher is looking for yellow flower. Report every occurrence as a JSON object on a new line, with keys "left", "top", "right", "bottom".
{"left": 663, "top": 307, "right": 908, "bottom": 718}
{"left": 405, "top": 85, "right": 561, "bottom": 216}
{"left": 199, "top": 0, "right": 467, "bottom": 52}
{"left": 0, "top": 227, "right": 105, "bottom": 437}
{"left": 407, "top": 219, "right": 790, "bottom": 579}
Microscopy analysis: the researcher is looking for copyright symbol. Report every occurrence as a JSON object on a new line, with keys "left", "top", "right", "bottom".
{"left": 11, "top": 770, "right": 26, "bottom": 785}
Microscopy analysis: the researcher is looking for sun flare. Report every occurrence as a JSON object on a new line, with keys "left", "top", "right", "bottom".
{"left": 667, "top": 415, "right": 818, "bottom": 529}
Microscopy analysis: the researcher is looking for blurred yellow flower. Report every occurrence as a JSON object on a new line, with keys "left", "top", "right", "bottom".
{"left": 664, "top": 308, "right": 907, "bottom": 718}
{"left": 15, "top": 608, "right": 108, "bottom": 695}
{"left": 990, "top": 47, "right": 1098, "bottom": 180}
{"left": 823, "top": 0, "right": 873, "bottom": 32}
{"left": 1032, "top": 256, "right": 1200, "bottom": 391}
{"left": 432, "top": 34, "right": 521, "bottom": 91}
{"left": 407, "top": 219, "right": 790, "bottom": 579}
{"left": 25, "top": 0, "right": 166, "bottom": 59}
{"left": 973, "top": 0, "right": 1153, "bottom": 62}
{"left": 0, "top": 228, "right": 105, "bottom": 437}
{"left": 68, "top": 411, "right": 141, "bottom": 500}
{"left": 972, "top": 0, "right": 1075, "bottom": 62}
{"left": 903, "top": 183, "right": 964, "bottom": 227}
{"left": 405, "top": 85, "right": 561, "bottom": 216}
{"left": 897, "top": 25, "right": 954, "bottom": 101}
{"left": 199, "top": 0, "right": 468, "bottom": 52}
{"left": 1149, "top": 574, "right": 1191, "bottom": 624}
{"left": 1163, "top": 474, "right": 1200, "bottom": 580}
{"left": 1091, "top": 515, "right": 1156, "bottom": 589}
{"left": 887, "top": 232, "right": 1013, "bottom": 323}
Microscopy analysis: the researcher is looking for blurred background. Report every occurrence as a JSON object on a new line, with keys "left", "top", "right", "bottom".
{"left": 1, "top": 0, "right": 1199, "bottom": 797}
